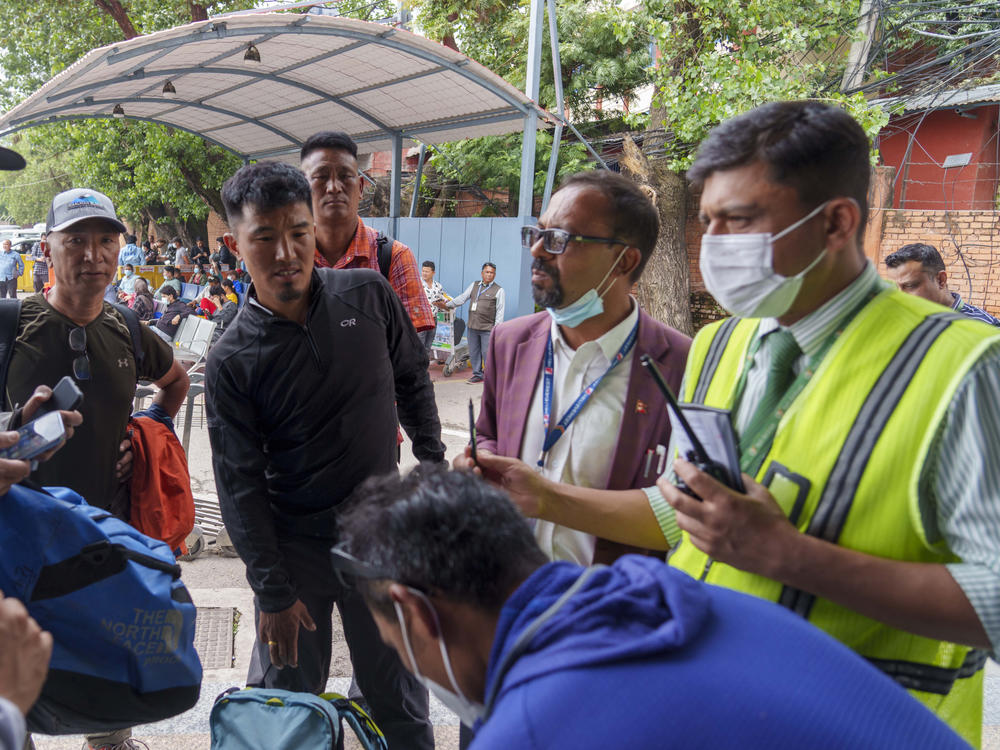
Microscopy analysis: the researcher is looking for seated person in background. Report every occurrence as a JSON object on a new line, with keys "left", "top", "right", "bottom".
{"left": 116, "top": 263, "right": 140, "bottom": 300}
{"left": 189, "top": 263, "right": 209, "bottom": 287}
{"left": 154, "top": 238, "right": 170, "bottom": 264}
{"left": 143, "top": 240, "right": 157, "bottom": 265}
{"left": 172, "top": 237, "right": 191, "bottom": 266}
{"left": 154, "top": 266, "right": 183, "bottom": 299}
{"left": 336, "top": 468, "right": 970, "bottom": 750}
{"left": 191, "top": 237, "right": 211, "bottom": 267}
{"left": 207, "top": 284, "right": 238, "bottom": 344}
{"left": 222, "top": 278, "right": 239, "bottom": 305}
{"left": 198, "top": 295, "right": 218, "bottom": 316}
{"left": 225, "top": 272, "right": 244, "bottom": 294}
{"left": 131, "top": 277, "right": 156, "bottom": 321}
{"left": 153, "top": 286, "right": 191, "bottom": 341}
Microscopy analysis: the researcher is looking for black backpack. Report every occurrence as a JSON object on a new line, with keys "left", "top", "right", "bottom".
{"left": 374, "top": 233, "right": 393, "bottom": 281}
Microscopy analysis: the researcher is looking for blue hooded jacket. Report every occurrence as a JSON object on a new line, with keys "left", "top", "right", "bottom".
{"left": 471, "top": 556, "right": 968, "bottom": 750}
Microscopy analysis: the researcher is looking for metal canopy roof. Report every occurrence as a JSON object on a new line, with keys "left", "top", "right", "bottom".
{"left": 0, "top": 12, "right": 546, "bottom": 160}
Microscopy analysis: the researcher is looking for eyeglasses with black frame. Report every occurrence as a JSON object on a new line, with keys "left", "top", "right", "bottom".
{"left": 68, "top": 326, "right": 90, "bottom": 381}
{"left": 521, "top": 225, "right": 628, "bottom": 255}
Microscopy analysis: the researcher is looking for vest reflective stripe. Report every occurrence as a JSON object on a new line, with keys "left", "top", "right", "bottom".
{"left": 671, "top": 291, "right": 1000, "bottom": 746}
{"left": 778, "top": 312, "right": 962, "bottom": 618}
{"left": 867, "top": 649, "right": 989, "bottom": 696}
{"left": 682, "top": 318, "right": 757, "bottom": 408}
{"left": 693, "top": 317, "right": 741, "bottom": 404}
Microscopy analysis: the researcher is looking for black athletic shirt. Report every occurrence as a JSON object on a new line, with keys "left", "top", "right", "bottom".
{"left": 206, "top": 268, "right": 444, "bottom": 612}
{"left": 7, "top": 295, "right": 174, "bottom": 510}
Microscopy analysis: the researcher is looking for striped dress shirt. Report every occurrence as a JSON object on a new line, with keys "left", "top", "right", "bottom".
{"left": 647, "top": 262, "right": 1000, "bottom": 652}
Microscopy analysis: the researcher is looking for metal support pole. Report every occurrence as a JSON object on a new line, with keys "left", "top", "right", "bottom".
{"left": 841, "top": 0, "right": 877, "bottom": 92}
{"left": 518, "top": 0, "right": 544, "bottom": 218}
{"left": 390, "top": 132, "right": 402, "bottom": 236}
{"left": 408, "top": 143, "right": 426, "bottom": 218}
{"left": 541, "top": 0, "right": 564, "bottom": 213}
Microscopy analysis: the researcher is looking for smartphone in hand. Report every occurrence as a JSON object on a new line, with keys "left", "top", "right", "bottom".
{"left": 0, "top": 411, "right": 66, "bottom": 461}
{"left": 35, "top": 376, "right": 84, "bottom": 416}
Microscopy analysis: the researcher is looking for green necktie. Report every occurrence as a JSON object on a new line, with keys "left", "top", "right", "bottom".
{"left": 739, "top": 328, "right": 801, "bottom": 456}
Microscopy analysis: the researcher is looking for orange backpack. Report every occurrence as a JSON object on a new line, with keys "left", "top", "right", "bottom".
{"left": 129, "top": 416, "right": 195, "bottom": 555}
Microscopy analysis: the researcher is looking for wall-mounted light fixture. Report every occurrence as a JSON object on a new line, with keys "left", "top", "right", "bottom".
{"left": 162, "top": 80, "right": 177, "bottom": 97}
{"left": 112, "top": 104, "right": 125, "bottom": 117}
{"left": 244, "top": 44, "right": 261, "bottom": 63}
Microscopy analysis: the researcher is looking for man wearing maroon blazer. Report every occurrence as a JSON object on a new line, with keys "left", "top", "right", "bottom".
{"left": 460, "top": 170, "right": 691, "bottom": 566}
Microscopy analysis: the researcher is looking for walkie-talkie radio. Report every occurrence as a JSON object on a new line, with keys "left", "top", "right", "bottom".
{"left": 640, "top": 354, "right": 744, "bottom": 499}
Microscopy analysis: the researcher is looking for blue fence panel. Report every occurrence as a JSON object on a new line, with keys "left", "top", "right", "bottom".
{"left": 364, "top": 217, "right": 391, "bottom": 237}
{"left": 358, "top": 216, "right": 534, "bottom": 319}
{"left": 436, "top": 220, "right": 467, "bottom": 298}
{"left": 488, "top": 218, "right": 533, "bottom": 318}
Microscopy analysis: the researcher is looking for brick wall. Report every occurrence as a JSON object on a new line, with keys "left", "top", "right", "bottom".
{"left": 207, "top": 211, "right": 229, "bottom": 243}
{"left": 873, "top": 209, "right": 1000, "bottom": 316}
{"left": 682, "top": 187, "right": 729, "bottom": 330}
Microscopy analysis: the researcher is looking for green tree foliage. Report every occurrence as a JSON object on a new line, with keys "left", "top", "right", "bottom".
{"left": 409, "top": 0, "right": 651, "bottom": 212}
{"left": 413, "top": 0, "right": 651, "bottom": 119}
{"left": 0, "top": 0, "right": 255, "bottom": 232}
{"left": 430, "top": 130, "right": 591, "bottom": 216}
{"left": 625, "top": 0, "right": 889, "bottom": 170}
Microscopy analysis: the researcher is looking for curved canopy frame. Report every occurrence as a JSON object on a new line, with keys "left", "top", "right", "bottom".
{"left": 0, "top": 12, "right": 550, "bottom": 161}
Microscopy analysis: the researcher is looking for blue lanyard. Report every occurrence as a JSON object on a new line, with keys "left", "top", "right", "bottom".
{"left": 538, "top": 321, "right": 638, "bottom": 469}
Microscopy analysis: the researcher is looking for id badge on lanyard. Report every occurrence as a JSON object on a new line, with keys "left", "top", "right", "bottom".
{"left": 537, "top": 322, "right": 638, "bottom": 471}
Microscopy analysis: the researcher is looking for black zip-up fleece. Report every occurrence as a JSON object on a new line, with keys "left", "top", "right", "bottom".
{"left": 206, "top": 268, "right": 445, "bottom": 611}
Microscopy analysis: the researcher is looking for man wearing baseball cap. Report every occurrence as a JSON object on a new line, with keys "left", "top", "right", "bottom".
{"left": 6, "top": 186, "right": 190, "bottom": 750}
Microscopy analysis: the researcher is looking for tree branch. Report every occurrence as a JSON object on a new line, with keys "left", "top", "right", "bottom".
{"left": 92, "top": 0, "right": 139, "bottom": 39}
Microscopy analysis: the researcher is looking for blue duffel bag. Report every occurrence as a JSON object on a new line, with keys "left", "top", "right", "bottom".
{"left": 0, "top": 483, "right": 202, "bottom": 734}
{"left": 210, "top": 688, "right": 388, "bottom": 750}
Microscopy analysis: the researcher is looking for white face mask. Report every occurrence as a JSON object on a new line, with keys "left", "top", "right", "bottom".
{"left": 700, "top": 201, "right": 829, "bottom": 318}
{"left": 394, "top": 590, "right": 485, "bottom": 728}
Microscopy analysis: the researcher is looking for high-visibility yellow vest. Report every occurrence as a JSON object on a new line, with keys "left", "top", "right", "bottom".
{"left": 670, "top": 288, "right": 1000, "bottom": 747}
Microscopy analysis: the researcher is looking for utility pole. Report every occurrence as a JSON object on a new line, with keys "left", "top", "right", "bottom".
{"left": 518, "top": 0, "right": 544, "bottom": 218}
{"left": 841, "top": 0, "right": 878, "bottom": 92}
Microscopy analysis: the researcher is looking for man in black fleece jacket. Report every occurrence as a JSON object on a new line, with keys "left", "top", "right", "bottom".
{"left": 206, "top": 161, "right": 444, "bottom": 749}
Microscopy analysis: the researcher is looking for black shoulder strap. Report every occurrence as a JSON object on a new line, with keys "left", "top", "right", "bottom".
{"left": 375, "top": 233, "right": 392, "bottom": 281}
{"left": 0, "top": 299, "right": 21, "bottom": 407}
{"left": 112, "top": 302, "right": 145, "bottom": 370}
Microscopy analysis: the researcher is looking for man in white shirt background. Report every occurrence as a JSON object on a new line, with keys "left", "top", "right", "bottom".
{"left": 419, "top": 260, "right": 444, "bottom": 357}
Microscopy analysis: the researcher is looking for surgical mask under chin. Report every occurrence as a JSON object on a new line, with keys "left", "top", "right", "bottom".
{"left": 700, "top": 201, "right": 829, "bottom": 319}
{"left": 546, "top": 247, "right": 628, "bottom": 328}
{"left": 394, "top": 594, "right": 485, "bottom": 728}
